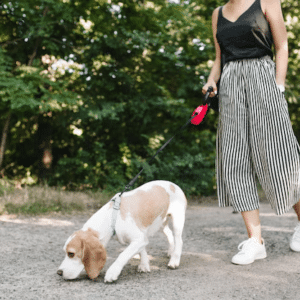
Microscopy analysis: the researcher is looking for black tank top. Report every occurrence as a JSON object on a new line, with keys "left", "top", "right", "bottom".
{"left": 216, "top": 0, "right": 273, "bottom": 65}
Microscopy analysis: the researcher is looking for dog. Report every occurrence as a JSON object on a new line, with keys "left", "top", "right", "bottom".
{"left": 57, "top": 180, "right": 187, "bottom": 283}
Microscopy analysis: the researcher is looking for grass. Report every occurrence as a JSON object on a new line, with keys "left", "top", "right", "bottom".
{"left": 0, "top": 180, "right": 115, "bottom": 215}
{"left": 0, "top": 178, "right": 268, "bottom": 216}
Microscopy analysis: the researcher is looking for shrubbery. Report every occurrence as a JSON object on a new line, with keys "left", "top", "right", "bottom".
{"left": 0, "top": 0, "right": 299, "bottom": 197}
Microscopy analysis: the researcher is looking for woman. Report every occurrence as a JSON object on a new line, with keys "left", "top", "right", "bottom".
{"left": 203, "top": 0, "right": 300, "bottom": 265}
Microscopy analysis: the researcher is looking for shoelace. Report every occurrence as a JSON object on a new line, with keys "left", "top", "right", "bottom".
{"left": 237, "top": 238, "right": 258, "bottom": 253}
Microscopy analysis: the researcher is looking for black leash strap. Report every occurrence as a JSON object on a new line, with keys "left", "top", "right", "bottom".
{"left": 119, "top": 89, "right": 212, "bottom": 197}
{"left": 120, "top": 116, "right": 192, "bottom": 196}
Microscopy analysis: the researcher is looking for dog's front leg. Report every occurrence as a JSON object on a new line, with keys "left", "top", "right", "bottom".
{"left": 137, "top": 247, "right": 150, "bottom": 273}
{"left": 104, "top": 240, "right": 147, "bottom": 283}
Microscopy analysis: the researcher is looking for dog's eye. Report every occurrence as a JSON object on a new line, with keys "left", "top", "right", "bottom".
{"left": 68, "top": 252, "right": 75, "bottom": 258}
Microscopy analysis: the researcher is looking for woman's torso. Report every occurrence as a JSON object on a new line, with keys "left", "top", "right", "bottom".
{"left": 216, "top": 0, "right": 273, "bottom": 65}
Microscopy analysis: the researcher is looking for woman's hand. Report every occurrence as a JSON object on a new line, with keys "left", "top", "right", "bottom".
{"left": 202, "top": 81, "right": 218, "bottom": 97}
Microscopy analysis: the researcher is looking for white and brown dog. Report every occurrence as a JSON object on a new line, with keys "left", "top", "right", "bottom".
{"left": 57, "top": 180, "right": 187, "bottom": 283}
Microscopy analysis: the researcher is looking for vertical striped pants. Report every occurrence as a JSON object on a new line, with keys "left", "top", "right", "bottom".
{"left": 217, "top": 56, "right": 300, "bottom": 215}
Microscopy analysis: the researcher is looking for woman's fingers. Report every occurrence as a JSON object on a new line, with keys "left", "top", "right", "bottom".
{"left": 210, "top": 88, "right": 218, "bottom": 97}
{"left": 203, "top": 84, "right": 217, "bottom": 97}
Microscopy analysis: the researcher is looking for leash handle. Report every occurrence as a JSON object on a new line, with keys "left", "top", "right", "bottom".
{"left": 203, "top": 86, "right": 214, "bottom": 106}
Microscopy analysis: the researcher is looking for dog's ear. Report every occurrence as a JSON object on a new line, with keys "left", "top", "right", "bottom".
{"left": 82, "top": 228, "right": 107, "bottom": 280}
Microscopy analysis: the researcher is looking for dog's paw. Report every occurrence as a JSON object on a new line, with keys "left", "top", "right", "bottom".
{"left": 168, "top": 257, "right": 180, "bottom": 269}
{"left": 104, "top": 271, "right": 119, "bottom": 283}
{"left": 104, "top": 265, "right": 122, "bottom": 283}
{"left": 137, "top": 263, "right": 150, "bottom": 273}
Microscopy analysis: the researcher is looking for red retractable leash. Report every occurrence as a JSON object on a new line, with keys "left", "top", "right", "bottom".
{"left": 191, "top": 86, "right": 214, "bottom": 125}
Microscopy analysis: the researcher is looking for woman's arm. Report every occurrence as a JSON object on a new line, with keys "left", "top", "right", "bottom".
{"left": 264, "top": 0, "right": 288, "bottom": 89}
{"left": 202, "top": 7, "right": 222, "bottom": 96}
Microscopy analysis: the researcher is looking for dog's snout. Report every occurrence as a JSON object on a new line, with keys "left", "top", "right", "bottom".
{"left": 57, "top": 269, "right": 63, "bottom": 276}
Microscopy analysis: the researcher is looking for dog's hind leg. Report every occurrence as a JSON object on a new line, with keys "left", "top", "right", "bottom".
{"left": 163, "top": 219, "right": 175, "bottom": 257}
{"left": 167, "top": 204, "right": 185, "bottom": 269}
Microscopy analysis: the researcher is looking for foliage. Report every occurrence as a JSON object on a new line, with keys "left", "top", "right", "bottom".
{"left": 0, "top": 0, "right": 299, "bottom": 198}
{"left": 282, "top": 0, "right": 300, "bottom": 139}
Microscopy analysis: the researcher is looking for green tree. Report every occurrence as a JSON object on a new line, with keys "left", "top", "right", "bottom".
{"left": 50, "top": 0, "right": 218, "bottom": 195}
{"left": 0, "top": 0, "right": 89, "bottom": 180}
{"left": 0, "top": 0, "right": 298, "bottom": 197}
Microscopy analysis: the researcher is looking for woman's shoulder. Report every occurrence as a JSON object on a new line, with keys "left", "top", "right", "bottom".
{"left": 261, "top": 0, "right": 282, "bottom": 12}
{"left": 260, "top": 0, "right": 283, "bottom": 20}
{"left": 261, "top": 0, "right": 281, "bottom": 5}
{"left": 212, "top": 6, "right": 222, "bottom": 15}
{"left": 212, "top": 6, "right": 222, "bottom": 21}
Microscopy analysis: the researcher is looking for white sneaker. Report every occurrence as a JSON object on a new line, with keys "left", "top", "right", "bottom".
{"left": 290, "top": 222, "right": 300, "bottom": 252}
{"left": 231, "top": 237, "right": 267, "bottom": 265}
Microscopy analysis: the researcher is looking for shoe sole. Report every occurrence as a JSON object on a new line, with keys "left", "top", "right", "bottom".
{"left": 231, "top": 252, "right": 267, "bottom": 265}
{"left": 290, "top": 245, "right": 300, "bottom": 252}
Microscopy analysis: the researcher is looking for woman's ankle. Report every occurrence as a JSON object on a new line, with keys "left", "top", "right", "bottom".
{"left": 249, "top": 236, "right": 262, "bottom": 244}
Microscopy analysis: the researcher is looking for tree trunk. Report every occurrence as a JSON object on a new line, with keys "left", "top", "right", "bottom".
{"left": 37, "top": 115, "right": 53, "bottom": 183}
{"left": 0, "top": 113, "right": 11, "bottom": 170}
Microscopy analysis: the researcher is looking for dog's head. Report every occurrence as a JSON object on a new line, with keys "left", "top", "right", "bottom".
{"left": 57, "top": 228, "right": 106, "bottom": 280}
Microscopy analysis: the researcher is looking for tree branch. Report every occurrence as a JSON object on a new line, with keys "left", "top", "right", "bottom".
{"left": 0, "top": 112, "right": 12, "bottom": 170}
{"left": 0, "top": 38, "right": 24, "bottom": 47}
{"left": 28, "top": 6, "right": 49, "bottom": 66}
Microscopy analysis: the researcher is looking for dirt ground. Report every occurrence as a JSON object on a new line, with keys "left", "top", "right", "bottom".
{"left": 1, "top": 199, "right": 300, "bottom": 300}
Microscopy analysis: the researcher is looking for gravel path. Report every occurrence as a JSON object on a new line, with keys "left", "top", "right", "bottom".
{"left": 1, "top": 201, "right": 299, "bottom": 300}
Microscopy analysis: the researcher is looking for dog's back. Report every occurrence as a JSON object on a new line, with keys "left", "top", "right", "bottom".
{"left": 117, "top": 180, "right": 187, "bottom": 237}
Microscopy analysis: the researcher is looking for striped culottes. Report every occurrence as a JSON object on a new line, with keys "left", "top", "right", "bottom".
{"left": 217, "top": 56, "right": 300, "bottom": 215}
